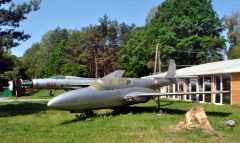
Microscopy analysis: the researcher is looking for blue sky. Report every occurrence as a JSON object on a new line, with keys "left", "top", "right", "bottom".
{"left": 11, "top": 0, "right": 240, "bottom": 57}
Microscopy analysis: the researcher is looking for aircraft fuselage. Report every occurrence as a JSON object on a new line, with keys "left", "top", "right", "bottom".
{"left": 47, "top": 78, "right": 173, "bottom": 112}
{"left": 47, "top": 86, "right": 154, "bottom": 112}
{"left": 32, "top": 78, "right": 96, "bottom": 89}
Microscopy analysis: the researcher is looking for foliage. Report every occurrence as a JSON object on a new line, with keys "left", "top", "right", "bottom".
{"left": 22, "top": 16, "right": 134, "bottom": 78}
{"left": 119, "top": 28, "right": 150, "bottom": 77}
{"left": 223, "top": 12, "right": 240, "bottom": 59}
{"left": 0, "top": 0, "right": 41, "bottom": 50}
{"left": 22, "top": 43, "right": 42, "bottom": 78}
{"left": 45, "top": 41, "right": 65, "bottom": 76}
{"left": 2, "top": 55, "right": 27, "bottom": 80}
{"left": 60, "top": 62, "right": 88, "bottom": 77}
{"left": 0, "top": 52, "right": 14, "bottom": 75}
{"left": 227, "top": 45, "right": 240, "bottom": 59}
{"left": 22, "top": 28, "right": 70, "bottom": 78}
{"left": 149, "top": 0, "right": 226, "bottom": 64}
{"left": 120, "top": 0, "right": 226, "bottom": 77}
{"left": 223, "top": 12, "right": 240, "bottom": 46}
{"left": 0, "top": 0, "right": 41, "bottom": 81}
{"left": 145, "top": 6, "right": 158, "bottom": 25}
{"left": 21, "top": 0, "right": 228, "bottom": 78}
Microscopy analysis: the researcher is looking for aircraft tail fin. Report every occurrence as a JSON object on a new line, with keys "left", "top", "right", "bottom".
{"left": 165, "top": 59, "right": 176, "bottom": 79}
{"left": 103, "top": 70, "right": 125, "bottom": 79}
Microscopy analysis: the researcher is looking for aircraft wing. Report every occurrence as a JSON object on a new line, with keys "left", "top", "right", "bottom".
{"left": 124, "top": 91, "right": 230, "bottom": 101}
{"left": 174, "top": 75, "right": 198, "bottom": 78}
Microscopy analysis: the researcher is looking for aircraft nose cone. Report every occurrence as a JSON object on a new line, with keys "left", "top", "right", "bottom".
{"left": 47, "top": 92, "right": 73, "bottom": 110}
{"left": 47, "top": 98, "right": 59, "bottom": 108}
{"left": 47, "top": 88, "right": 83, "bottom": 110}
{"left": 47, "top": 96, "right": 64, "bottom": 109}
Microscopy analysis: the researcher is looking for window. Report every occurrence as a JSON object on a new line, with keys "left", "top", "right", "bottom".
{"left": 215, "top": 94, "right": 221, "bottom": 103}
{"left": 191, "top": 79, "right": 197, "bottom": 101}
{"left": 222, "top": 75, "right": 231, "bottom": 104}
{"left": 223, "top": 93, "right": 231, "bottom": 104}
{"left": 205, "top": 94, "right": 211, "bottom": 103}
{"left": 198, "top": 77, "right": 204, "bottom": 102}
{"left": 222, "top": 75, "right": 231, "bottom": 91}
{"left": 215, "top": 76, "right": 221, "bottom": 91}
{"left": 204, "top": 76, "right": 211, "bottom": 91}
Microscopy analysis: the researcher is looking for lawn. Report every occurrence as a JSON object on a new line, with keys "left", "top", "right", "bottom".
{"left": 9, "top": 89, "right": 66, "bottom": 99}
{"left": 0, "top": 90, "right": 240, "bottom": 143}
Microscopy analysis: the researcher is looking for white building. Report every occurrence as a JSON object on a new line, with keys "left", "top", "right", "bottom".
{"left": 143, "top": 59, "right": 240, "bottom": 105}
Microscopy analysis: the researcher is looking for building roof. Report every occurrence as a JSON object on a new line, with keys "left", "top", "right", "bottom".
{"left": 143, "top": 59, "right": 240, "bottom": 78}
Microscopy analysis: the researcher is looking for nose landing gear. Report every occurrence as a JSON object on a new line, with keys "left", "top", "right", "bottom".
{"left": 71, "top": 110, "right": 95, "bottom": 120}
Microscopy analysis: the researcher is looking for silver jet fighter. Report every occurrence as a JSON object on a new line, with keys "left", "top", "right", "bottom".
{"left": 23, "top": 75, "right": 96, "bottom": 90}
{"left": 47, "top": 60, "right": 177, "bottom": 112}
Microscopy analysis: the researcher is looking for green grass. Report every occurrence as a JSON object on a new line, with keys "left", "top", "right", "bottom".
{"left": 9, "top": 90, "right": 66, "bottom": 99}
{"left": 0, "top": 90, "right": 240, "bottom": 143}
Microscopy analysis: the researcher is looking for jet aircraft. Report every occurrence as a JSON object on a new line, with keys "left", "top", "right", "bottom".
{"left": 22, "top": 75, "right": 96, "bottom": 90}
{"left": 47, "top": 60, "right": 225, "bottom": 115}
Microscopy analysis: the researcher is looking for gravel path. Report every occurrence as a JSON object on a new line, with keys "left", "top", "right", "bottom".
{"left": 0, "top": 98, "right": 50, "bottom": 102}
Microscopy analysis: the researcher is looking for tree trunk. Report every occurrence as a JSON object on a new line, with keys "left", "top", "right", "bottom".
{"left": 94, "top": 49, "right": 98, "bottom": 78}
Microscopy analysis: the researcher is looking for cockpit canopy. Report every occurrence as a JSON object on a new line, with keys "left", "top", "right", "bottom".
{"left": 50, "top": 75, "right": 66, "bottom": 79}
{"left": 90, "top": 70, "right": 129, "bottom": 90}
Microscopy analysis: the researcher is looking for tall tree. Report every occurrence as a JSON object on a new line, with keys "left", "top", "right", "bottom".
{"left": 22, "top": 28, "right": 70, "bottom": 78}
{"left": 0, "top": 0, "right": 41, "bottom": 50}
{"left": 22, "top": 15, "right": 134, "bottom": 78}
{"left": 223, "top": 12, "right": 240, "bottom": 46}
{"left": 45, "top": 41, "right": 65, "bottom": 76}
{"left": 0, "top": 0, "right": 40, "bottom": 85}
{"left": 148, "top": 0, "right": 226, "bottom": 64}
{"left": 227, "top": 45, "right": 240, "bottom": 59}
{"left": 22, "top": 43, "right": 41, "bottom": 78}
{"left": 60, "top": 62, "right": 88, "bottom": 77}
{"left": 145, "top": 6, "right": 158, "bottom": 25}
{"left": 223, "top": 12, "right": 240, "bottom": 59}
{"left": 119, "top": 28, "right": 150, "bottom": 77}
{"left": 118, "top": 23, "right": 135, "bottom": 45}
{"left": 120, "top": 0, "right": 226, "bottom": 77}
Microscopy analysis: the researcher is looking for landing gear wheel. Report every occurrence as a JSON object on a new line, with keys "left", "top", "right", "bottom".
{"left": 84, "top": 111, "right": 95, "bottom": 118}
{"left": 49, "top": 90, "right": 53, "bottom": 96}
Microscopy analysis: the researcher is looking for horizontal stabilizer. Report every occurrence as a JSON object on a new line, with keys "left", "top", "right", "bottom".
{"left": 165, "top": 59, "right": 176, "bottom": 79}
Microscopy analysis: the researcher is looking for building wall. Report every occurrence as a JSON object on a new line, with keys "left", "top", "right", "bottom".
{"left": 160, "top": 73, "right": 237, "bottom": 105}
{"left": 231, "top": 73, "right": 240, "bottom": 105}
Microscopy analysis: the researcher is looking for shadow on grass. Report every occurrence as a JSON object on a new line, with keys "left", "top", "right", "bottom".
{"left": 22, "top": 89, "right": 40, "bottom": 96}
{"left": 61, "top": 104, "right": 232, "bottom": 125}
{"left": 0, "top": 102, "right": 47, "bottom": 117}
{"left": 161, "top": 108, "right": 231, "bottom": 117}
{"left": 61, "top": 106, "right": 159, "bottom": 125}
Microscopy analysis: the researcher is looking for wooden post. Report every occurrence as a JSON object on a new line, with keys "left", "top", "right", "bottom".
{"left": 154, "top": 43, "right": 161, "bottom": 74}
{"left": 183, "top": 79, "right": 187, "bottom": 100}
{"left": 158, "top": 44, "right": 161, "bottom": 73}
{"left": 202, "top": 76, "right": 205, "bottom": 102}
{"left": 220, "top": 75, "right": 223, "bottom": 104}
{"left": 154, "top": 44, "right": 159, "bottom": 74}
{"left": 211, "top": 75, "right": 215, "bottom": 104}
{"left": 196, "top": 78, "right": 199, "bottom": 102}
